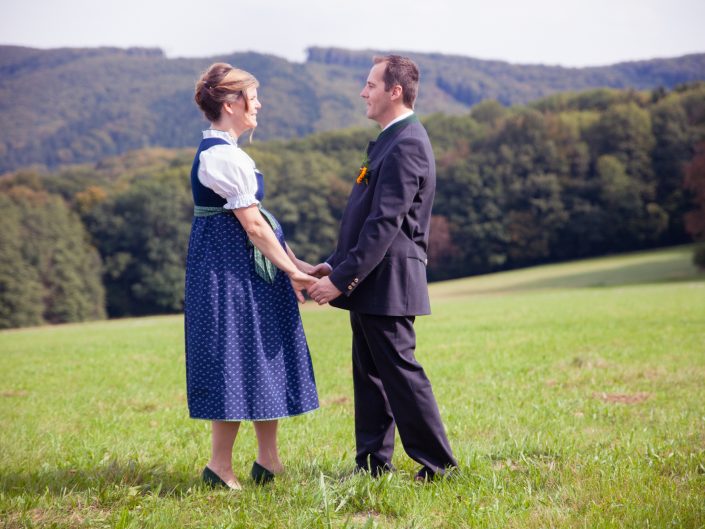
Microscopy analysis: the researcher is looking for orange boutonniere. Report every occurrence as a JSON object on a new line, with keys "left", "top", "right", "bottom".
{"left": 356, "top": 156, "right": 369, "bottom": 185}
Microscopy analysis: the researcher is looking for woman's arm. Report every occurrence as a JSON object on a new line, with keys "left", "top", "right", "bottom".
{"left": 233, "top": 205, "right": 315, "bottom": 301}
{"left": 286, "top": 244, "right": 334, "bottom": 278}
{"left": 285, "top": 244, "right": 316, "bottom": 275}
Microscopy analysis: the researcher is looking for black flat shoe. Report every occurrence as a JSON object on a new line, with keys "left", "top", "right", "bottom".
{"left": 251, "top": 461, "right": 275, "bottom": 485}
{"left": 202, "top": 466, "right": 241, "bottom": 490}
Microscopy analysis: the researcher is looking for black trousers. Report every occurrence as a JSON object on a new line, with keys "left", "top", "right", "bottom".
{"left": 350, "top": 311, "right": 457, "bottom": 474}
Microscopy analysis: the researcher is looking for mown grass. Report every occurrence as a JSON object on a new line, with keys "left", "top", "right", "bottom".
{"left": 1, "top": 246, "right": 704, "bottom": 528}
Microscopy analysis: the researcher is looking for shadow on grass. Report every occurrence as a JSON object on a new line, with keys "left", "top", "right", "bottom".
{"left": 0, "top": 460, "right": 201, "bottom": 498}
{"left": 0, "top": 460, "right": 369, "bottom": 498}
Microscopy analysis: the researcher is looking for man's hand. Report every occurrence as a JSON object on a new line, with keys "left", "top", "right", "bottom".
{"left": 308, "top": 276, "right": 342, "bottom": 305}
{"left": 310, "top": 263, "right": 332, "bottom": 278}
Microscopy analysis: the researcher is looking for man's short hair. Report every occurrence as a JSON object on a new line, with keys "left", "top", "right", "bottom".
{"left": 373, "top": 55, "right": 419, "bottom": 109}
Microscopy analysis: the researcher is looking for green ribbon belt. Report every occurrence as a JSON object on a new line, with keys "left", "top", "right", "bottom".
{"left": 193, "top": 204, "right": 280, "bottom": 284}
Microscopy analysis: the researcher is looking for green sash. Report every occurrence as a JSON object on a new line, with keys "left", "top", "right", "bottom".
{"left": 193, "top": 205, "right": 280, "bottom": 284}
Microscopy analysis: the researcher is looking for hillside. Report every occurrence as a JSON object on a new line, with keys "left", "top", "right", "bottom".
{"left": 429, "top": 245, "right": 700, "bottom": 300}
{"left": 1, "top": 45, "right": 704, "bottom": 172}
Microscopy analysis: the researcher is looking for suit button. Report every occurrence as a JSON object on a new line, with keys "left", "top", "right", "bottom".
{"left": 353, "top": 278, "right": 359, "bottom": 283}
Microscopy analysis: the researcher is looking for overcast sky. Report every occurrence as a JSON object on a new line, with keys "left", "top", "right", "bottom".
{"left": 2, "top": 0, "right": 705, "bottom": 66}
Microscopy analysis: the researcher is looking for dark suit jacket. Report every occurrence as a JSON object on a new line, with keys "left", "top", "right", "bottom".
{"left": 327, "top": 114, "right": 435, "bottom": 316}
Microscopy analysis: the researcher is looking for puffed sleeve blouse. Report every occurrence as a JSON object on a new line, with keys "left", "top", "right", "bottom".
{"left": 197, "top": 129, "right": 260, "bottom": 210}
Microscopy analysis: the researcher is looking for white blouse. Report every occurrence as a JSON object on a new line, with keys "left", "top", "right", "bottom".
{"left": 198, "top": 129, "right": 260, "bottom": 210}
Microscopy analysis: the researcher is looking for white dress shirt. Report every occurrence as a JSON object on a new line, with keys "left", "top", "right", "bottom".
{"left": 382, "top": 110, "right": 414, "bottom": 131}
{"left": 198, "top": 129, "right": 260, "bottom": 210}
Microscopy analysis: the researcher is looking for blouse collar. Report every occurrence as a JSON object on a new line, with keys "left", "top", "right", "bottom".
{"left": 203, "top": 128, "right": 237, "bottom": 145}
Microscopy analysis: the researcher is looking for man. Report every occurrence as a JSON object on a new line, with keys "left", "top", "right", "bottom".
{"left": 309, "top": 55, "right": 457, "bottom": 480}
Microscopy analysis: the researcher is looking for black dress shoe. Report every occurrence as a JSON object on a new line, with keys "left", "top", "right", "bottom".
{"left": 251, "top": 461, "right": 275, "bottom": 485}
{"left": 414, "top": 466, "right": 435, "bottom": 482}
{"left": 415, "top": 465, "right": 458, "bottom": 482}
{"left": 202, "top": 466, "right": 230, "bottom": 489}
{"left": 369, "top": 463, "right": 395, "bottom": 478}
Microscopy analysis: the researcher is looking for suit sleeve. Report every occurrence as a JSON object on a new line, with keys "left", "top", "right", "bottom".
{"left": 329, "top": 137, "right": 428, "bottom": 295}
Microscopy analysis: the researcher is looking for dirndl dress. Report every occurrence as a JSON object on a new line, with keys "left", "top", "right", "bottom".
{"left": 184, "top": 135, "right": 319, "bottom": 421}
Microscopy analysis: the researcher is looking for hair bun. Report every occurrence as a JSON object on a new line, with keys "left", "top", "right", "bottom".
{"left": 195, "top": 62, "right": 258, "bottom": 123}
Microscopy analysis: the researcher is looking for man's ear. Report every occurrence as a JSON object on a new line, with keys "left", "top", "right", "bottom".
{"left": 390, "top": 84, "right": 403, "bottom": 101}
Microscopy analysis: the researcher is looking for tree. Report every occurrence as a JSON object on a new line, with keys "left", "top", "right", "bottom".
{"left": 82, "top": 170, "right": 192, "bottom": 316}
{"left": 683, "top": 142, "right": 705, "bottom": 268}
{"left": 0, "top": 187, "right": 105, "bottom": 328}
{"left": 470, "top": 100, "right": 508, "bottom": 127}
{"left": 506, "top": 172, "right": 568, "bottom": 264}
{"left": 596, "top": 154, "right": 668, "bottom": 251}
{"left": 427, "top": 215, "right": 460, "bottom": 280}
{"left": 0, "top": 195, "right": 44, "bottom": 328}
{"left": 651, "top": 97, "right": 693, "bottom": 241}
{"left": 588, "top": 102, "right": 656, "bottom": 184}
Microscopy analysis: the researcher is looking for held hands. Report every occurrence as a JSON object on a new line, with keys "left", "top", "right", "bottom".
{"left": 296, "top": 260, "right": 332, "bottom": 279}
{"left": 308, "top": 276, "right": 342, "bottom": 306}
{"left": 309, "top": 263, "right": 332, "bottom": 278}
{"left": 288, "top": 270, "right": 318, "bottom": 304}
{"left": 290, "top": 261, "right": 341, "bottom": 305}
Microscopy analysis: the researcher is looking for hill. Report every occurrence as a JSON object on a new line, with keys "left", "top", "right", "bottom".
{"left": 1, "top": 45, "right": 704, "bottom": 172}
{"left": 429, "top": 244, "right": 700, "bottom": 299}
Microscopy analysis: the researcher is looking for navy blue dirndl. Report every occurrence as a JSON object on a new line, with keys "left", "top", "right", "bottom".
{"left": 184, "top": 138, "right": 319, "bottom": 420}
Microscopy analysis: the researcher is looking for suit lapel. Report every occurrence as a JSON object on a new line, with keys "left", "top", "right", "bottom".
{"left": 367, "top": 114, "right": 419, "bottom": 164}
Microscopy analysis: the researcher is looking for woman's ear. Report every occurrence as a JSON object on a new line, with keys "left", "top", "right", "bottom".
{"left": 222, "top": 101, "right": 235, "bottom": 116}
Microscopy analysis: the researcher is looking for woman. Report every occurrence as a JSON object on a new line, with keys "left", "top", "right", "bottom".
{"left": 185, "top": 62, "right": 319, "bottom": 490}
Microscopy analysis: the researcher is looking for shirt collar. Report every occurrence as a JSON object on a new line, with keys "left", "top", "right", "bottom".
{"left": 203, "top": 128, "right": 237, "bottom": 145}
{"left": 382, "top": 110, "right": 415, "bottom": 132}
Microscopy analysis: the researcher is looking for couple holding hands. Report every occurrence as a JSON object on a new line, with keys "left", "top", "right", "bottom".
{"left": 184, "top": 56, "right": 457, "bottom": 490}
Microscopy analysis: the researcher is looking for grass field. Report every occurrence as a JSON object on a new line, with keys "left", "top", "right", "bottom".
{"left": 1, "top": 246, "right": 704, "bottom": 528}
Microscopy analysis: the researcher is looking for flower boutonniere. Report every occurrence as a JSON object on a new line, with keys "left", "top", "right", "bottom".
{"left": 356, "top": 156, "right": 369, "bottom": 185}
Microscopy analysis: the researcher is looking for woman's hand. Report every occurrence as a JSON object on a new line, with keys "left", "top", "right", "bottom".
{"left": 288, "top": 270, "right": 318, "bottom": 303}
{"left": 285, "top": 245, "right": 324, "bottom": 277}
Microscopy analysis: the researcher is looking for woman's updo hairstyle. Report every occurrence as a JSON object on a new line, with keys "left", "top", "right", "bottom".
{"left": 194, "top": 62, "right": 259, "bottom": 123}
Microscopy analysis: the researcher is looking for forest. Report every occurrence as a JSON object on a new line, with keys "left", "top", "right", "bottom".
{"left": 1, "top": 82, "right": 704, "bottom": 328}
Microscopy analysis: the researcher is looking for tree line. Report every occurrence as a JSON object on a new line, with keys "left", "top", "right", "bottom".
{"left": 1, "top": 84, "right": 704, "bottom": 328}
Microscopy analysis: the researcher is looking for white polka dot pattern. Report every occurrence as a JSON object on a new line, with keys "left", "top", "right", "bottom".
{"left": 184, "top": 213, "right": 319, "bottom": 421}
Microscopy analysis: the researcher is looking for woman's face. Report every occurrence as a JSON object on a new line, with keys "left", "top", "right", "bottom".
{"left": 236, "top": 86, "right": 261, "bottom": 130}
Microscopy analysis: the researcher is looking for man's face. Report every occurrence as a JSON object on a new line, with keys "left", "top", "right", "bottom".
{"left": 360, "top": 62, "right": 393, "bottom": 125}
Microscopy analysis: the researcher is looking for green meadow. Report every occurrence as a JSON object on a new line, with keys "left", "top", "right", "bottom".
{"left": 1, "top": 246, "right": 704, "bottom": 528}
